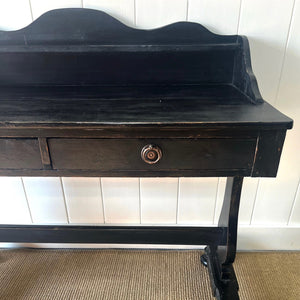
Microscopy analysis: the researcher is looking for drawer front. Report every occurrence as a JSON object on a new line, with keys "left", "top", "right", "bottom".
{"left": 48, "top": 138, "right": 257, "bottom": 172}
{"left": 0, "top": 138, "right": 42, "bottom": 169}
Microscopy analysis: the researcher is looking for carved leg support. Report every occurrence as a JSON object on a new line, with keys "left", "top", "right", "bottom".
{"left": 201, "top": 177, "right": 243, "bottom": 300}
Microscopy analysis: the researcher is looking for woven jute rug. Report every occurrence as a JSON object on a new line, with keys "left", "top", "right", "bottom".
{"left": 0, "top": 249, "right": 299, "bottom": 300}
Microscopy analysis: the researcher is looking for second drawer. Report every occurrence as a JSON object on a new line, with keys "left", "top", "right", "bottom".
{"left": 48, "top": 138, "right": 257, "bottom": 172}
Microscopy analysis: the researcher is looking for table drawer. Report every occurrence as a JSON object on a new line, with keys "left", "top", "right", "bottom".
{"left": 0, "top": 138, "right": 42, "bottom": 169}
{"left": 48, "top": 138, "right": 257, "bottom": 172}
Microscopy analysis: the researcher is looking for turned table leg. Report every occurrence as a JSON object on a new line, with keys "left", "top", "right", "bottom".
{"left": 201, "top": 176, "right": 243, "bottom": 300}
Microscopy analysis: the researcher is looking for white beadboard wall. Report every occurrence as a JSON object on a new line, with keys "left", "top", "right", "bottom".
{"left": 0, "top": 0, "right": 299, "bottom": 250}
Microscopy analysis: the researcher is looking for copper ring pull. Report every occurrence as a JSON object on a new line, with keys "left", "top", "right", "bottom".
{"left": 141, "top": 144, "right": 162, "bottom": 164}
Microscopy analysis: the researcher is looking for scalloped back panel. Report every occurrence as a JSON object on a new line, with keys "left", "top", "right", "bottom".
{"left": 0, "top": 8, "right": 239, "bottom": 87}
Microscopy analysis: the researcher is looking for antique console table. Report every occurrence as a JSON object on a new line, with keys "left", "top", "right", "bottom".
{"left": 0, "top": 8, "right": 293, "bottom": 300}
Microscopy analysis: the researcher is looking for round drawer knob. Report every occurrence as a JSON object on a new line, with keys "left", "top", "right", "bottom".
{"left": 141, "top": 144, "right": 162, "bottom": 164}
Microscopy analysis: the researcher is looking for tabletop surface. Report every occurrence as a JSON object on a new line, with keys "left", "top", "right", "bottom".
{"left": 0, "top": 84, "right": 292, "bottom": 129}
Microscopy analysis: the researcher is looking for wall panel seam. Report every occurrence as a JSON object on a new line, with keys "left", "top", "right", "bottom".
{"left": 186, "top": 0, "right": 189, "bottom": 21}
{"left": 236, "top": 0, "right": 243, "bottom": 34}
{"left": 176, "top": 177, "right": 180, "bottom": 224}
{"left": 134, "top": 0, "right": 137, "bottom": 26}
{"left": 249, "top": 179, "right": 261, "bottom": 225}
{"left": 99, "top": 178, "right": 106, "bottom": 224}
{"left": 288, "top": 177, "right": 300, "bottom": 225}
{"left": 138, "top": 178, "right": 142, "bottom": 224}
{"left": 274, "top": 0, "right": 297, "bottom": 107}
{"left": 60, "top": 178, "right": 70, "bottom": 224}
{"left": 28, "top": 0, "right": 34, "bottom": 22}
{"left": 213, "top": 178, "right": 220, "bottom": 224}
{"left": 21, "top": 177, "right": 33, "bottom": 224}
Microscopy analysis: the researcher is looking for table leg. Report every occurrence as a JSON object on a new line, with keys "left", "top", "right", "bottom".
{"left": 201, "top": 176, "right": 243, "bottom": 300}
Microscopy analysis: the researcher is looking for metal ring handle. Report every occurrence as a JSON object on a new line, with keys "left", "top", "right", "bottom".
{"left": 141, "top": 144, "right": 162, "bottom": 164}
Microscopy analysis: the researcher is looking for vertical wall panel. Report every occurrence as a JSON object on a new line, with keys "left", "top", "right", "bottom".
{"left": 22, "top": 178, "right": 67, "bottom": 224}
{"left": 251, "top": 0, "right": 300, "bottom": 226}
{"left": 101, "top": 178, "right": 140, "bottom": 224}
{"left": 252, "top": 178, "right": 290, "bottom": 225}
{"left": 135, "top": 0, "right": 187, "bottom": 29}
{"left": 238, "top": 0, "right": 295, "bottom": 226}
{"left": 62, "top": 178, "right": 104, "bottom": 224}
{"left": 30, "top": 0, "right": 82, "bottom": 20}
{"left": 278, "top": 0, "right": 300, "bottom": 227}
{"left": 213, "top": 178, "right": 227, "bottom": 224}
{"left": 0, "top": 0, "right": 32, "bottom": 30}
{"left": 238, "top": 0, "right": 295, "bottom": 102}
{"left": 83, "top": 0, "right": 135, "bottom": 26}
{"left": 290, "top": 181, "right": 300, "bottom": 225}
{"left": 0, "top": 177, "right": 31, "bottom": 224}
{"left": 238, "top": 178, "right": 259, "bottom": 225}
{"left": 140, "top": 178, "right": 178, "bottom": 224}
{"left": 188, "top": 0, "right": 241, "bottom": 34}
{"left": 177, "top": 178, "right": 218, "bottom": 224}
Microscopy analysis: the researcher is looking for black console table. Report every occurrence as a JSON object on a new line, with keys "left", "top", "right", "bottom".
{"left": 0, "top": 8, "right": 293, "bottom": 300}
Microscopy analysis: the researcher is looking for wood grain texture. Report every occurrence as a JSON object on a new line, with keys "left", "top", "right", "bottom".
{"left": 38, "top": 137, "right": 51, "bottom": 169}
{"left": 0, "top": 139, "right": 42, "bottom": 169}
{"left": 0, "top": 87, "right": 292, "bottom": 128}
{"left": 48, "top": 138, "right": 256, "bottom": 173}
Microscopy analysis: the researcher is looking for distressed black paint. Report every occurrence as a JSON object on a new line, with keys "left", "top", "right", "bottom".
{"left": 0, "top": 8, "right": 293, "bottom": 300}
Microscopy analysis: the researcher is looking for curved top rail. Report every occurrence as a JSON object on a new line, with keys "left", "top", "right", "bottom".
{"left": 0, "top": 8, "right": 238, "bottom": 45}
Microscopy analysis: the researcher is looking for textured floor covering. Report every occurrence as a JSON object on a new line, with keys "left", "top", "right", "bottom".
{"left": 0, "top": 249, "right": 299, "bottom": 300}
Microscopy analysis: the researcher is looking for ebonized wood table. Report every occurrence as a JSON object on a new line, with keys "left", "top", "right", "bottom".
{"left": 0, "top": 8, "right": 293, "bottom": 300}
